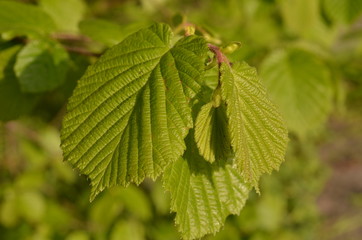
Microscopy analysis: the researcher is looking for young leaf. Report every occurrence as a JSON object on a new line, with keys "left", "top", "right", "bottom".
{"left": 39, "top": 0, "right": 87, "bottom": 33}
{"left": 60, "top": 23, "right": 208, "bottom": 200}
{"left": 260, "top": 48, "right": 333, "bottom": 137}
{"left": 163, "top": 133, "right": 250, "bottom": 240}
{"left": 220, "top": 62, "right": 288, "bottom": 188}
{"left": 14, "top": 40, "right": 69, "bottom": 93}
{"left": 203, "top": 65, "right": 219, "bottom": 90}
{"left": 194, "top": 102, "right": 232, "bottom": 163}
{"left": 0, "top": 1, "right": 56, "bottom": 37}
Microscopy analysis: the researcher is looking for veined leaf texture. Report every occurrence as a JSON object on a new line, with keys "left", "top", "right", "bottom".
{"left": 220, "top": 62, "right": 288, "bottom": 189}
{"left": 163, "top": 133, "right": 250, "bottom": 240}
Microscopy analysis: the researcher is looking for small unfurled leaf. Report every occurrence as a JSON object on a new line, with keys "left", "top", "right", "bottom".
{"left": 260, "top": 48, "right": 333, "bottom": 137}
{"left": 60, "top": 23, "right": 208, "bottom": 200}
{"left": 0, "top": 1, "right": 56, "bottom": 37}
{"left": 194, "top": 102, "right": 232, "bottom": 163}
{"left": 39, "top": 0, "right": 87, "bottom": 33}
{"left": 203, "top": 65, "right": 219, "bottom": 90}
{"left": 14, "top": 40, "right": 69, "bottom": 93}
{"left": 220, "top": 62, "right": 288, "bottom": 188}
{"left": 163, "top": 133, "right": 250, "bottom": 240}
{"left": 221, "top": 41, "right": 242, "bottom": 54}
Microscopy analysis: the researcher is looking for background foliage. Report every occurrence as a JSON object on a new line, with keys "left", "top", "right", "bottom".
{"left": 1, "top": 0, "right": 362, "bottom": 239}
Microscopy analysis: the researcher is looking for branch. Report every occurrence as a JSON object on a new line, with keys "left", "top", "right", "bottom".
{"left": 63, "top": 46, "right": 101, "bottom": 57}
{"left": 51, "top": 33, "right": 92, "bottom": 43}
{"left": 51, "top": 33, "right": 101, "bottom": 57}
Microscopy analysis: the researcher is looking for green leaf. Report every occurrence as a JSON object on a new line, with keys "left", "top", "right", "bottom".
{"left": 0, "top": 75, "right": 38, "bottom": 121}
{"left": 220, "top": 62, "right": 288, "bottom": 188}
{"left": 117, "top": 186, "right": 152, "bottom": 221}
{"left": 110, "top": 220, "right": 145, "bottom": 240}
{"left": 278, "top": 0, "right": 331, "bottom": 45}
{"left": 79, "top": 19, "right": 148, "bottom": 47}
{"left": 14, "top": 40, "right": 69, "bottom": 93}
{"left": 89, "top": 191, "right": 123, "bottom": 231}
{"left": 323, "top": 0, "right": 362, "bottom": 24}
{"left": 260, "top": 48, "right": 333, "bottom": 137}
{"left": 79, "top": 19, "right": 125, "bottom": 47}
{"left": 194, "top": 102, "right": 232, "bottom": 163}
{"left": 203, "top": 65, "right": 219, "bottom": 90}
{"left": 0, "top": 43, "right": 19, "bottom": 81}
{"left": 0, "top": 1, "right": 56, "bottom": 37}
{"left": 39, "top": 0, "right": 87, "bottom": 33}
{"left": 60, "top": 23, "right": 208, "bottom": 200}
{"left": 0, "top": 45, "right": 39, "bottom": 121}
{"left": 163, "top": 133, "right": 250, "bottom": 240}
{"left": 278, "top": 0, "right": 320, "bottom": 34}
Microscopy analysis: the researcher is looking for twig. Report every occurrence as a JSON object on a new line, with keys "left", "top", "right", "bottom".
{"left": 63, "top": 46, "right": 101, "bottom": 57}
{"left": 51, "top": 33, "right": 101, "bottom": 57}
{"left": 51, "top": 33, "right": 92, "bottom": 43}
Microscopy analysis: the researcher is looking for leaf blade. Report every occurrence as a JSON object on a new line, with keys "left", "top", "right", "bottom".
{"left": 0, "top": 1, "right": 56, "bottom": 37}
{"left": 260, "top": 48, "right": 333, "bottom": 137}
{"left": 0, "top": 45, "right": 39, "bottom": 121}
{"left": 163, "top": 133, "right": 250, "bottom": 240}
{"left": 60, "top": 23, "right": 207, "bottom": 200}
{"left": 39, "top": 0, "right": 87, "bottom": 33}
{"left": 14, "top": 40, "right": 69, "bottom": 93}
{"left": 220, "top": 62, "right": 288, "bottom": 188}
{"left": 194, "top": 102, "right": 232, "bottom": 163}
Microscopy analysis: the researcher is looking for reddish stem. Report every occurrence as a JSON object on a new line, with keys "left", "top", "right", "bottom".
{"left": 207, "top": 43, "right": 230, "bottom": 66}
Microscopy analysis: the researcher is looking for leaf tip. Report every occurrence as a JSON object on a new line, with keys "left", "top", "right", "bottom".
{"left": 89, "top": 184, "right": 104, "bottom": 202}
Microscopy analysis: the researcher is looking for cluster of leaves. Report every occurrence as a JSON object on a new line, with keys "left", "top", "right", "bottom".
{"left": 1, "top": 0, "right": 362, "bottom": 239}
{"left": 59, "top": 22, "right": 289, "bottom": 239}
{"left": 0, "top": 0, "right": 290, "bottom": 238}
{"left": 178, "top": 0, "right": 362, "bottom": 138}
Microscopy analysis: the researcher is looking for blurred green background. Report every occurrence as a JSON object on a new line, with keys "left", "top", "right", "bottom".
{"left": 1, "top": 0, "right": 362, "bottom": 239}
